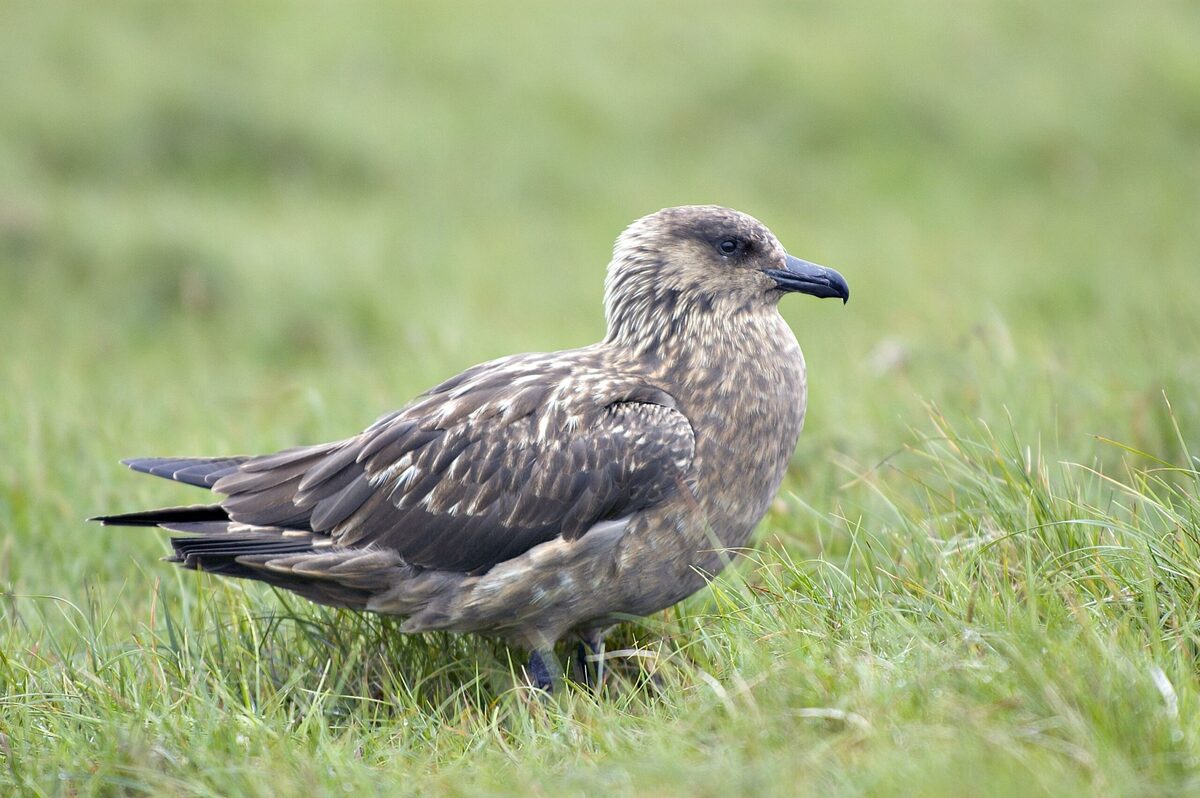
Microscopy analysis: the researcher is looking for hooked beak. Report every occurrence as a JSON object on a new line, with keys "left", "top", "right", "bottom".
{"left": 765, "top": 255, "right": 850, "bottom": 303}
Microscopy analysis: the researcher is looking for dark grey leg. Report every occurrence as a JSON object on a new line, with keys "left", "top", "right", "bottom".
{"left": 525, "top": 649, "right": 556, "bottom": 692}
{"left": 575, "top": 627, "right": 605, "bottom": 690}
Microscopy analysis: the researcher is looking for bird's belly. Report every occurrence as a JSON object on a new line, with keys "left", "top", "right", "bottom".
{"left": 389, "top": 516, "right": 633, "bottom": 645}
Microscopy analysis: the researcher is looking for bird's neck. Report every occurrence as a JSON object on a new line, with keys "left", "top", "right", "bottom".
{"left": 604, "top": 288, "right": 769, "bottom": 353}
{"left": 603, "top": 293, "right": 797, "bottom": 378}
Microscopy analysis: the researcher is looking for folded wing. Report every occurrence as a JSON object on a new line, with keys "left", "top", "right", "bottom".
{"left": 212, "top": 357, "right": 695, "bottom": 573}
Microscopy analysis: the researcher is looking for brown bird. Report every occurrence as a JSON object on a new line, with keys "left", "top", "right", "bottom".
{"left": 93, "top": 205, "right": 849, "bottom": 688}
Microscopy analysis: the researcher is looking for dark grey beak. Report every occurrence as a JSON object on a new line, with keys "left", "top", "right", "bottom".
{"left": 765, "top": 255, "right": 850, "bottom": 303}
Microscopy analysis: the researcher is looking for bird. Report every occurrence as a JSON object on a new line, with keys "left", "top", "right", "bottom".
{"left": 93, "top": 205, "right": 849, "bottom": 690}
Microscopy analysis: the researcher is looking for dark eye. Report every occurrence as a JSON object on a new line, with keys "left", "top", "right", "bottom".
{"left": 717, "top": 237, "right": 741, "bottom": 256}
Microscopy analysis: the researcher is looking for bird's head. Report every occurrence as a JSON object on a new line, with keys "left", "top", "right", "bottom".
{"left": 603, "top": 205, "right": 848, "bottom": 345}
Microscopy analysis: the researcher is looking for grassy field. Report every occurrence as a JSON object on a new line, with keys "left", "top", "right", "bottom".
{"left": 2, "top": 2, "right": 1200, "bottom": 795}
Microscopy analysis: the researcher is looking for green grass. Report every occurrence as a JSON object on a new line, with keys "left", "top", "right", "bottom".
{"left": 2, "top": 1, "right": 1200, "bottom": 795}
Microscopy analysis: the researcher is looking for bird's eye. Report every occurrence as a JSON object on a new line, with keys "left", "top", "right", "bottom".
{"left": 717, "top": 237, "right": 741, "bottom": 256}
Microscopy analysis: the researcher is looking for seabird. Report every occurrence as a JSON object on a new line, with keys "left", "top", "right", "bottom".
{"left": 94, "top": 205, "right": 849, "bottom": 689}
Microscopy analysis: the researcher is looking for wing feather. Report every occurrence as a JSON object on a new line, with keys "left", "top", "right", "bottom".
{"left": 210, "top": 357, "right": 695, "bottom": 573}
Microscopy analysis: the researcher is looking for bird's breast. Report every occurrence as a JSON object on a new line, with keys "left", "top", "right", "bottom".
{"left": 657, "top": 312, "right": 808, "bottom": 544}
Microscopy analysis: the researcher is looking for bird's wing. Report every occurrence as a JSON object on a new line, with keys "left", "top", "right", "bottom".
{"left": 212, "top": 355, "right": 695, "bottom": 573}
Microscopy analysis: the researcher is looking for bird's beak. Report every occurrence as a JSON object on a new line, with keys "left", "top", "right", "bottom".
{"left": 765, "top": 255, "right": 850, "bottom": 303}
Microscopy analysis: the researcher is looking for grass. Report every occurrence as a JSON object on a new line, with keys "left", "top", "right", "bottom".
{"left": 2, "top": 1, "right": 1199, "bottom": 795}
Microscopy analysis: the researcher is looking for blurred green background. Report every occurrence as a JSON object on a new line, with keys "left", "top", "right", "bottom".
{"left": 2, "top": 2, "right": 1199, "bottom": 795}
{"left": 3, "top": 2, "right": 1196, "bottom": 586}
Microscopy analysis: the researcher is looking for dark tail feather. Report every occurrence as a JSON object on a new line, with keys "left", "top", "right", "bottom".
{"left": 168, "top": 532, "right": 317, "bottom": 571}
{"left": 166, "top": 533, "right": 373, "bottom": 609}
{"left": 90, "top": 504, "right": 230, "bottom": 527}
{"left": 121, "top": 456, "right": 250, "bottom": 489}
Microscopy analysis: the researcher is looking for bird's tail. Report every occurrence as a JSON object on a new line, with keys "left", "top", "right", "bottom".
{"left": 91, "top": 503, "right": 409, "bottom": 611}
{"left": 120, "top": 456, "right": 249, "bottom": 489}
{"left": 89, "top": 504, "right": 231, "bottom": 527}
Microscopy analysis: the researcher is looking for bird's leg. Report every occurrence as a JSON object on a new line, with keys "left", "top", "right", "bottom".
{"left": 524, "top": 648, "right": 559, "bottom": 692}
{"left": 574, "top": 627, "right": 606, "bottom": 690}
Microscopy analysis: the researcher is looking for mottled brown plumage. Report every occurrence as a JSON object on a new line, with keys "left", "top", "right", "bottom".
{"left": 94, "top": 205, "right": 849, "bottom": 683}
